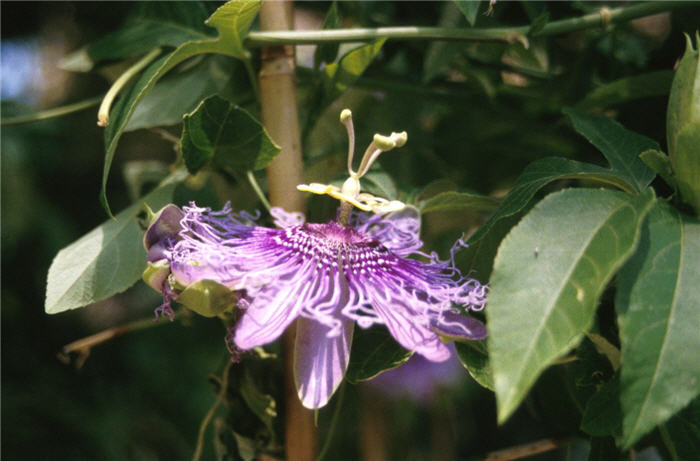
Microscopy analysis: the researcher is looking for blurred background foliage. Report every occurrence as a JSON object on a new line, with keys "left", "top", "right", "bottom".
{"left": 2, "top": 1, "right": 699, "bottom": 460}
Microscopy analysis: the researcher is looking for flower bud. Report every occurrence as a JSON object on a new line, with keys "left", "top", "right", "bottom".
{"left": 176, "top": 279, "right": 238, "bottom": 318}
{"left": 143, "top": 204, "right": 183, "bottom": 261}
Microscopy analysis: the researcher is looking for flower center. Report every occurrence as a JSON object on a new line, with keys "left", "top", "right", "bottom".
{"left": 303, "top": 222, "right": 379, "bottom": 249}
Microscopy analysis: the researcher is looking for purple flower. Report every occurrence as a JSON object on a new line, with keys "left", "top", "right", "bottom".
{"left": 149, "top": 202, "right": 487, "bottom": 409}
{"left": 367, "top": 342, "right": 465, "bottom": 404}
{"left": 143, "top": 108, "right": 488, "bottom": 409}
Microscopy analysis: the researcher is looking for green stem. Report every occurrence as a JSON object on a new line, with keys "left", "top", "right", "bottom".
{"left": 248, "top": 25, "right": 524, "bottom": 47}
{"left": 1, "top": 96, "right": 103, "bottom": 126}
{"left": 316, "top": 381, "right": 346, "bottom": 461}
{"left": 246, "top": 170, "right": 272, "bottom": 212}
{"left": 243, "top": 57, "right": 260, "bottom": 101}
{"left": 659, "top": 423, "right": 679, "bottom": 461}
{"left": 192, "top": 360, "right": 233, "bottom": 461}
{"left": 246, "top": 1, "right": 685, "bottom": 47}
{"left": 97, "top": 47, "right": 162, "bottom": 126}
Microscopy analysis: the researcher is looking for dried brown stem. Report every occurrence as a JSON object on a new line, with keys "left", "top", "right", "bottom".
{"left": 484, "top": 437, "right": 574, "bottom": 461}
{"left": 58, "top": 314, "right": 178, "bottom": 367}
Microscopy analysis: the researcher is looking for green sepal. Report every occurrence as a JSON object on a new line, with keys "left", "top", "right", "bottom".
{"left": 177, "top": 279, "right": 238, "bottom": 318}
{"left": 142, "top": 260, "right": 171, "bottom": 292}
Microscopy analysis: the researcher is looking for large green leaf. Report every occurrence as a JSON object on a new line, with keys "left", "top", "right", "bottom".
{"left": 323, "top": 38, "right": 386, "bottom": 102}
{"left": 564, "top": 107, "right": 657, "bottom": 193}
{"left": 461, "top": 156, "right": 640, "bottom": 280}
{"left": 345, "top": 326, "right": 412, "bottom": 384}
{"left": 45, "top": 171, "right": 186, "bottom": 314}
{"left": 89, "top": 19, "right": 212, "bottom": 64}
{"left": 615, "top": 202, "right": 700, "bottom": 448}
{"left": 126, "top": 56, "right": 240, "bottom": 131}
{"left": 180, "top": 95, "right": 280, "bottom": 174}
{"left": 420, "top": 191, "right": 500, "bottom": 215}
{"left": 577, "top": 71, "right": 673, "bottom": 111}
{"left": 59, "top": 2, "right": 213, "bottom": 72}
{"left": 487, "top": 188, "right": 655, "bottom": 423}
{"left": 100, "top": 0, "right": 261, "bottom": 216}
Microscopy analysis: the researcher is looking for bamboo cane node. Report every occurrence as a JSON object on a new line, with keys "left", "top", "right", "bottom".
{"left": 261, "top": 44, "right": 295, "bottom": 61}
{"left": 260, "top": 58, "right": 296, "bottom": 78}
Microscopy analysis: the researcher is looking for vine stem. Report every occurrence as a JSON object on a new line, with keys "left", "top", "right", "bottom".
{"left": 1, "top": 96, "right": 103, "bottom": 126}
{"left": 58, "top": 310, "right": 184, "bottom": 368}
{"left": 246, "top": 1, "right": 685, "bottom": 47}
{"left": 258, "top": 1, "right": 317, "bottom": 460}
{"left": 97, "top": 47, "right": 162, "bottom": 126}
{"left": 484, "top": 437, "right": 575, "bottom": 461}
{"left": 192, "top": 360, "right": 233, "bottom": 461}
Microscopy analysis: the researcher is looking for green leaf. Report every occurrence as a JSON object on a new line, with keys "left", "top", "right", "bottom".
{"left": 615, "top": 202, "right": 700, "bottom": 448}
{"left": 577, "top": 71, "right": 673, "bottom": 111}
{"left": 362, "top": 171, "right": 399, "bottom": 200}
{"left": 488, "top": 187, "right": 655, "bottom": 423}
{"left": 60, "top": 2, "right": 213, "bottom": 72}
{"left": 89, "top": 19, "right": 211, "bottom": 64}
{"left": 205, "top": 0, "right": 261, "bottom": 61}
{"left": 454, "top": 0, "right": 481, "bottom": 27}
{"left": 323, "top": 38, "right": 386, "bottom": 102}
{"left": 100, "top": 0, "right": 261, "bottom": 216}
{"left": 345, "top": 326, "right": 412, "bottom": 384}
{"left": 527, "top": 12, "right": 550, "bottom": 36}
{"left": 45, "top": 171, "right": 185, "bottom": 314}
{"left": 239, "top": 368, "right": 277, "bottom": 437}
{"left": 639, "top": 149, "right": 678, "bottom": 192}
{"left": 313, "top": 2, "right": 342, "bottom": 70}
{"left": 423, "top": 1, "right": 465, "bottom": 84}
{"left": 180, "top": 95, "right": 280, "bottom": 174}
{"left": 663, "top": 397, "right": 700, "bottom": 461}
{"left": 587, "top": 437, "right": 626, "bottom": 461}
{"left": 461, "top": 156, "right": 640, "bottom": 280}
{"left": 126, "top": 56, "right": 240, "bottom": 132}
{"left": 667, "top": 34, "right": 700, "bottom": 214}
{"left": 420, "top": 190, "right": 500, "bottom": 215}
{"left": 581, "top": 375, "right": 623, "bottom": 437}
{"left": 455, "top": 340, "right": 493, "bottom": 390}
{"left": 564, "top": 107, "right": 658, "bottom": 193}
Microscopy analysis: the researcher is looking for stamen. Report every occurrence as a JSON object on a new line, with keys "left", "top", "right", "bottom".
{"left": 356, "top": 131, "right": 408, "bottom": 178}
{"left": 340, "top": 109, "right": 356, "bottom": 175}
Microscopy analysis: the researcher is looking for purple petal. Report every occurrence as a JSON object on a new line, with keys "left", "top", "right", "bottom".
{"left": 294, "top": 318, "right": 354, "bottom": 409}
{"left": 370, "top": 297, "right": 451, "bottom": 362}
{"left": 430, "top": 311, "right": 487, "bottom": 340}
{"left": 233, "top": 282, "right": 311, "bottom": 349}
{"left": 352, "top": 205, "right": 423, "bottom": 256}
{"left": 270, "top": 207, "right": 305, "bottom": 228}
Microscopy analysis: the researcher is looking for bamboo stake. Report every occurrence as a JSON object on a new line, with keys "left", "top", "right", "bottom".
{"left": 258, "top": 1, "right": 316, "bottom": 460}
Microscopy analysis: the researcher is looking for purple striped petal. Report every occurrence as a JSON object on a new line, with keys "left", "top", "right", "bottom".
{"left": 294, "top": 318, "right": 354, "bottom": 409}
